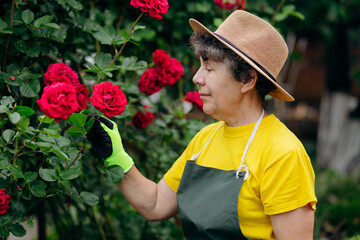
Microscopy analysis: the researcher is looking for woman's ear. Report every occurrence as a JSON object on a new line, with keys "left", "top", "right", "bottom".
{"left": 240, "top": 69, "right": 258, "bottom": 93}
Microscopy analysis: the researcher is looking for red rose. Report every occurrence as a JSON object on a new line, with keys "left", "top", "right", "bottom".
{"left": 75, "top": 84, "right": 89, "bottom": 112}
{"left": 184, "top": 92, "right": 203, "bottom": 108}
{"left": 0, "top": 188, "right": 11, "bottom": 215}
{"left": 90, "top": 81, "right": 127, "bottom": 117}
{"left": 138, "top": 67, "right": 164, "bottom": 95}
{"left": 214, "top": 0, "right": 237, "bottom": 9}
{"left": 162, "top": 58, "right": 183, "bottom": 85}
{"left": 37, "top": 83, "right": 79, "bottom": 122}
{"left": 152, "top": 49, "right": 171, "bottom": 68}
{"left": 44, "top": 74, "right": 73, "bottom": 86}
{"left": 44, "top": 63, "right": 79, "bottom": 86}
{"left": 130, "top": 0, "right": 169, "bottom": 20}
{"left": 132, "top": 105, "right": 154, "bottom": 129}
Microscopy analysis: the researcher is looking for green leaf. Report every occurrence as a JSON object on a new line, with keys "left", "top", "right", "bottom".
{"left": 114, "top": 107, "right": 130, "bottom": 119}
{"left": 22, "top": 9, "right": 34, "bottom": 24}
{"left": 30, "top": 180, "right": 46, "bottom": 197}
{"left": 8, "top": 165, "right": 24, "bottom": 178}
{"left": 37, "top": 142, "right": 53, "bottom": 150}
{"left": 39, "top": 168, "right": 58, "bottom": 182}
{"left": 38, "top": 115, "right": 54, "bottom": 124}
{"left": 0, "top": 216, "right": 12, "bottom": 227}
{"left": 38, "top": 134, "right": 56, "bottom": 143}
{"left": 24, "top": 171, "right": 38, "bottom": 183}
{"left": 67, "top": 187, "right": 83, "bottom": 204}
{"left": 94, "top": 53, "right": 112, "bottom": 70}
{"left": 213, "top": 18, "right": 223, "bottom": 28}
{"left": 27, "top": 216, "right": 34, "bottom": 228}
{"left": 65, "top": 126, "right": 85, "bottom": 136}
{"left": 1, "top": 96, "right": 15, "bottom": 108}
{"left": 84, "top": 115, "right": 95, "bottom": 132}
{"left": 105, "top": 165, "right": 124, "bottom": 183}
{"left": 2, "top": 129, "right": 15, "bottom": 143}
{"left": 34, "top": 15, "right": 53, "bottom": 28}
{"left": 0, "top": 18, "right": 12, "bottom": 34}
{"left": 80, "top": 191, "right": 99, "bottom": 206}
{"left": 26, "top": 44, "right": 40, "bottom": 58}
{"left": 0, "top": 160, "right": 10, "bottom": 170}
{"left": 93, "top": 27, "right": 114, "bottom": 45}
{"left": 0, "top": 227, "right": 10, "bottom": 238}
{"left": 0, "top": 119, "right": 8, "bottom": 128}
{"left": 40, "top": 23, "right": 60, "bottom": 29}
{"left": 289, "top": 11, "right": 305, "bottom": 21}
{"left": 0, "top": 105, "right": 7, "bottom": 113}
{"left": 56, "top": 137, "right": 71, "bottom": 147}
{"left": 56, "top": 0, "right": 83, "bottom": 10}
{"left": 3, "top": 73, "right": 22, "bottom": 86}
{"left": 20, "top": 79, "right": 40, "bottom": 97}
{"left": 50, "top": 149, "right": 69, "bottom": 161}
{"left": 120, "top": 29, "right": 131, "bottom": 41}
{"left": 17, "top": 117, "right": 30, "bottom": 130}
{"left": 41, "top": 129, "right": 60, "bottom": 137}
{"left": 15, "top": 106, "right": 35, "bottom": 116}
{"left": 19, "top": 72, "right": 42, "bottom": 80}
{"left": 9, "top": 224, "right": 26, "bottom": 237}
{"left": 60, "top": 167, "right": 81, "bottom": 180}
{"left": 69, "top": 113, "right": 87, "bottom": 127}
{"left": 8, "top": 112, "right": 21, "bottom": 124}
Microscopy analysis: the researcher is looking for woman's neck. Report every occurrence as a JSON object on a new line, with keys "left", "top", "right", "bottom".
{"left": 222, "top": 96, "right": 267, "bottom": 127}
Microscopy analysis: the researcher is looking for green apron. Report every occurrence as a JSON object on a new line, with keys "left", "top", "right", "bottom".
{"left": 176, "top": 110, "right": 264, "bottom": 240}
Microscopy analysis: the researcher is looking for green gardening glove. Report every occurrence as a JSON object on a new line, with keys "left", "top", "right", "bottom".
{"left": 87, "top": 115, "right": 134, "bottom": 173}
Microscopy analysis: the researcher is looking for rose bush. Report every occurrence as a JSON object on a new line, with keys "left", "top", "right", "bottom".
{"left": 0, "top": 0, "right": 303, "bottom": 239}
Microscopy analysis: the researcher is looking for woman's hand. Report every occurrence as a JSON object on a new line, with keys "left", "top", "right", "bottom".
{"left": 270, "top": 204, "right": 314, "bottom": 240}
{"left": 86, "top": 115, "right": 134, "bottom": 173}
{"left": 87, "top": 115, "right": 178, "bottom": 221}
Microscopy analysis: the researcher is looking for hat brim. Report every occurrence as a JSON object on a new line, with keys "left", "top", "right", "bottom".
{"left": 189, "top": 18, "right": 294, "bottom": 102}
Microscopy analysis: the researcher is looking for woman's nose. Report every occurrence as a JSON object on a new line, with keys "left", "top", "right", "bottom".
{"left": 193, "top": 69, "right": 205, "bottom": 85}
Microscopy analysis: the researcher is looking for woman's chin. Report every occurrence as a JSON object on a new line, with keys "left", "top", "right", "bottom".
{"left": 202, "top": 106, "right": 215, "bottom": 116}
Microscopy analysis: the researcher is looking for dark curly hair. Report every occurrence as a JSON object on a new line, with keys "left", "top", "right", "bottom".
{"left": 190, "top": 32, "right": 276, "bottom": 101}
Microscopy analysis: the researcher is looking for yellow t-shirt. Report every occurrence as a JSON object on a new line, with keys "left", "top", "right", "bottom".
{"left": 164, "top": 114, "right": 317, "bottom": 239}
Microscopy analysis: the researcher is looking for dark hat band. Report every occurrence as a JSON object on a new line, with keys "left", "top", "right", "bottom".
{"left": 213, "top": 32, "right": 277, "bottom": 82}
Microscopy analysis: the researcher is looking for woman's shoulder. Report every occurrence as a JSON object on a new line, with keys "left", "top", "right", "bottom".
{"left": 259, "top": 114, "right": 306, "bottom": 154}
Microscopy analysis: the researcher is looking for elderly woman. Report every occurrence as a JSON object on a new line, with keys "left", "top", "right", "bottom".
{"left": 87, "top": 10, "right": 317, "bottom": 240}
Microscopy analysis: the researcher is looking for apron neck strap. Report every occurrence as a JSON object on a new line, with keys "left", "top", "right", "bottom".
{"left": 190, "top": 122, "right": 224, "bottom": 162}
{"left": 236, "top": 109, "right": 265, "bottom": 180}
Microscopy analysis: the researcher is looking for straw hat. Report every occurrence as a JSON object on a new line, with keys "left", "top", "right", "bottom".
{"left": 189, "top": 10, "right": 294, "bottom": 101}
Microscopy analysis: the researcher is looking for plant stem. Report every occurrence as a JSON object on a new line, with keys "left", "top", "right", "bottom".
{"left": 110, "top": 12, "right": 144, "bottom": 65}
{"left": 10, "top": 118, "right": 44, "bottom": 163}
{"left": 271, "top": 0, "right": 287, "bottom": 25}
{"left": 66, "top": 137, "right": 86, "bottom": 169}
{"left": 91, "top": 206, "right": 107, "bottom": 240}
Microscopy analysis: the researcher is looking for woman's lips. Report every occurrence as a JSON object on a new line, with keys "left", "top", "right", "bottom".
{"left": 199, "top": 93, "right": 210, "bottom": 97}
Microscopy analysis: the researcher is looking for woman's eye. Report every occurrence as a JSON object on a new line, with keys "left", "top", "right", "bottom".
{"left": 206, "top": 67, "right": 212, "bottom": 72}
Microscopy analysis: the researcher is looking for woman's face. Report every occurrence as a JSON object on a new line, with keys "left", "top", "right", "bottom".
{"left": 193, "top": 57, "right": 244, "bottom": 120}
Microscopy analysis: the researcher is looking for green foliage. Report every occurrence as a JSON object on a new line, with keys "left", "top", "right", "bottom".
{"left": 0, "top": 0, "right": 306, "bottom": 239}
{"left": 315, "top": 170, "right": 360, "bottom": 239}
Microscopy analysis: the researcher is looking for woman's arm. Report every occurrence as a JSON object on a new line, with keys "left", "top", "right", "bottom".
{"left": 118, "top": 166, "right": 178, "bottom": 221}
{"left": 270, "top": 204, "right": 314, "bottom": 240}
